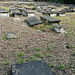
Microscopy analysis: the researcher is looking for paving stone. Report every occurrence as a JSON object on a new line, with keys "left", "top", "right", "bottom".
{"left": 11, "top": 60, "right": 54, "bottom": 75}
{"left": 6, "top": 32, "right": 17, "bottom": 39}
{"left": 26, "top": 16, "right": 43, "bottom": 26}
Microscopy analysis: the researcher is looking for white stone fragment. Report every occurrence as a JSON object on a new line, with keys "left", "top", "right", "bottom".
{"left": 28, "top": 13, "right": 35, "bottom": 17}
{"left": 14, "top": 18, "right": 20, "bottom": 22}
{"left": 0, "top": 13, "right": 9, "bottom": 17}
{"left": 50, "top": 14, "right": 56, "bottom": 17}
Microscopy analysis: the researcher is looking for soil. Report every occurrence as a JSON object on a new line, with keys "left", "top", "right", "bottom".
{"left": 0, "top": 2, "right": 75, "bottom": 75}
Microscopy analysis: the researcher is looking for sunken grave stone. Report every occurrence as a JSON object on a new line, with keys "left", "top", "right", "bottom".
{"left": 0, "top": 9, "right": 9, "bottom": 17}
{"left": 40, "top": 16, "right": 61, "bottom": 25}
{"left": 26, "top": 16, "right": 43, "bottom": 26}
{"left": 6, "top": 32, "right": 17, "bottom": 39}
{"left": 53, "top": 24, "right": 66, "bottom": 33}
{"left": 11, "top": 60, "right": 54, "bottom": 75}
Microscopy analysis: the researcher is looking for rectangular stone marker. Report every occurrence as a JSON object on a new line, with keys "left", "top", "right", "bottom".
{"left": 25, "top": 10, "right": 35, "bottom": 17}
{"left": 57, "top": 12, "right": 65, "bottom": 16}
{"left": 0, "top": 9, "right": 9, "bottom": 17}
{"left": 53, "top": 24, "right": 66, "bottom": 33}
{"left": 60, "top": 9, "right": 75, "bottom": 13}
{"left": 9, "top": 7, "right": 17, "bottom": 11}
{"left": 26, "top": 16, "right": 43, "bottom": 26}
{"left": 40, "top": 16, "right": 61, "bottom": 25}
{"left": 12, "top": 11, "right": 22, "bottom": 17}
{"left": 18, "top": 8, "right": 27, "bottom": 12}
{"left": 11, "top": 60, "right": 54, "bottom": 75}
{"left": 42, "top": 11, "right": 57, "bottom": 17}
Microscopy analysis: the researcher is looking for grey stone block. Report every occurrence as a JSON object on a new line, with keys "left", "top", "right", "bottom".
{"left": 6, "top": 32, "right": 17, "bottom": 39}
{"left": 26, "top": 16, "right": 43, "bottom": 26}
{"left": 11, "top": 60, "right": 54, "bottom": 75}
{"left": 40, "top": 16, "right": 61, "bottom": 24}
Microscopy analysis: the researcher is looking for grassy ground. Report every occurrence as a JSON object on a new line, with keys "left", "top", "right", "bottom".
{"left": 0, "top": 4, "right": 75, "bottom": 75}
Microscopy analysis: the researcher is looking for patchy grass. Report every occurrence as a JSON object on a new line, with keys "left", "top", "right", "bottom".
{"left": 34, "top": 53, "right": 44, "bottom": 58}
{"left": 18, "top": 59, "right": 25, "bottom": 64}
{"left": 0, "top": 3, "right": 75, "bottom": 75}
{"left": 35, "top": 48, "right": 41, "bottom": 52}
{"left": 17, "top": 53, "right": 24, "bottom": 57}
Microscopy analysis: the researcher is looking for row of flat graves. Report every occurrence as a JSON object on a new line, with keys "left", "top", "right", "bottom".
{"left": 0, "top": 2, "right": 75, "bottom": 75}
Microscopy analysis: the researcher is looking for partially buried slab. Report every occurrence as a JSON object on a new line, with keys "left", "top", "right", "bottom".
{"left": 26, "top": 16, "right": 43, "bottom": 26}
{"left": 6, "top": 32, "right": 17, "bottom": 39}
{"left": 11, "top": 60, "right": 54, "bottom": 75}
{"left": 53, "top": 24, "right": 66, "bottom": 33}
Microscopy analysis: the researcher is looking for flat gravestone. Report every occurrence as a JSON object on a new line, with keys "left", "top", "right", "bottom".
{"left": 26, "top": 16, "right": 43, "bottom": 26}
{"left": 53, "top": 24, "right": 66, "bottom": 33}
{"left": 57, "top": 12, "right": 65, "bottom": 16}
{"left": 0, "top": 9, "right": 9, "bottom": 17}
{"left": 40, "top": 16, "right": 61, "bottom": 24}
{"left": 11, "top": 61, "right": 54, "bottom": 75}
{"left": 6, "top": 32, "right": 17, "bottom": 39}
{"left": 25, "top": 10, "right": 35, "bottom": 17}
{"left": 12, "top": 11, "right": 22, "bottom": 17}
{"left": 42, "top": 11, "right": 57, "bottom": 17}
{"left": 9, "top": 7, "right": 17, "bottom": 11}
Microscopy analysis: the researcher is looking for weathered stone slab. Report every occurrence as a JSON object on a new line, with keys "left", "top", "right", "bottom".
{"left": 6, "top": 32, "right": 17, "bottom": 39}
{"left": 0, "top": 9, "right": 6, "bottom": 11}
{"left": 26, "top": 16, "right": 43, "bottom": 26}
{"left": 25, "top": 10, "right": 35, "bottom": 17}
{"left": 37, "top": 9, "right": 44, "bottom": 12}
{"left": 11, "top": 61, "right": 54, "bottom": 75}
{"left": 42, "top": 11, "right": 57, "bottom": 17}
{"left": 0, "top": 9, "right": 9, "bottom": 17}
{"left": 9, "top": 7, "right": 17, "bottom": 14}
{"left": 60, "top": 8, "right": 75, "bottom": 13}
{"left": 53, "top": 24, "right": 66, "bottom": 33}
{"left": 12, "top": 11, "right": 22, "bottom": 17}
{"left": 9, "top": 7, "right": 17, "bottom": 11}
{"left": 57, "top": 12, "right": 65, "bottom": 16}
{"left": 25, "top": 10, "right": 35, "bottom": 13}
{"left": 23, "top": 13, "right": 28, "bottom": 17}
{"left": 40, "top": 16, "right": 61, "bottom": 24}
{"left": 18, "top": 8, "right": 28, "bottom": 12}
